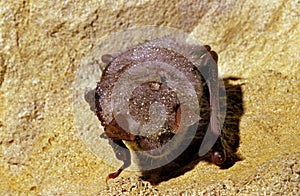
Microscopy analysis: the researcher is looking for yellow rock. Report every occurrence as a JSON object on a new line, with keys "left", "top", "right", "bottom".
{"left": 0, "top": 0, "right": 299, "bottom": 194}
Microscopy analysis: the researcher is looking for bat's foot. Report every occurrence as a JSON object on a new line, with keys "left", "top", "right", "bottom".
{"left": 106, "top": 168, "right": 124, "bottom": 186}
{"left": 211, "top": 150, "right": 226, "bottom": 165}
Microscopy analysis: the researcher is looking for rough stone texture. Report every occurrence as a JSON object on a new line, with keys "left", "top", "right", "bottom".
{"left": 0, "top": 0, "right": 299, "bottom": 195}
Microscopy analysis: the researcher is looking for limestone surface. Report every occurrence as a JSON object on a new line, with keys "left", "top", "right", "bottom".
{"left": 0, "top": 0, "right": 299, "bottom": 195}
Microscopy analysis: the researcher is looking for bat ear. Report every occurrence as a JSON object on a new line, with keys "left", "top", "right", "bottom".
{"left": 101, "top": 54, "right": 115, "bottom": 64}
{"left": 202, "top": 45, "right": 218, "bottom": 63}
{"left": 209, "top": 50, "right": 218, "bottom": 63}
{"left": 84, "top": 89, "right": 96, "bottom": 112}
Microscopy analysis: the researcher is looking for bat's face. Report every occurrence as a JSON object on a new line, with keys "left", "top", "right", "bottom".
{"left": 86, "top": 38, "right": 226, "bottom": 181}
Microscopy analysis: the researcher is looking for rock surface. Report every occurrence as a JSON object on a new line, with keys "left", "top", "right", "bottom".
{"left": 0, "top": 0, "right": 299, "bottom": 195}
